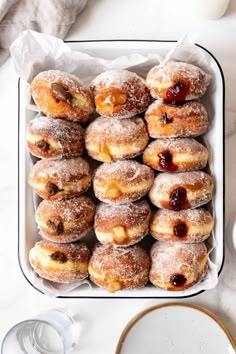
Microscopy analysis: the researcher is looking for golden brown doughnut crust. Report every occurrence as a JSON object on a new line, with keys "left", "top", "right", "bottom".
{"left": 143, "top": 138, "right": 209, "bottom": 172}
{"left": 149, "top": 241, "right": 208, "bottom": 291}
{"left": 26, "top": 116, "right": 84, "bottom": 159}
{"left": 94, "top": 201, "right": 151, "bottom": 246}
{"left": 28, "top": 157, "right": 92, "bottom": 201}
{"left": 29, "top": 240, "right": 90, "bottom": 283}
{"left": 88, "top": 243, "right": 150, "bottom": 292}
{"left": 31, "top": 70, "right": 94, "bottom": 122}
{"left": 93, "top": 160, "right": 154, "bottom": 204}
{"left": 149, "top": 171, "right": 214, "bottom": 211}
{"left": 90, "top": 70, "right": 151, "bottom": 118}
{"left": 35, "top": 196, "right": 96, "bottom": 243}
{"left": 145, "top": 100, "right": 209, "bottom": 138}
{"left": 146, "top": 61, "right": 211, "bottom": 102}
{"left": 85, "top": 116, "right": 149, "bottom": 162}
{"left": 150, "top": 208, "right": 214, "bottom": 242}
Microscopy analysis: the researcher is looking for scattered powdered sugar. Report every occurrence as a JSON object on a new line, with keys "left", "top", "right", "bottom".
{"left": 90, "top": 69, "right": 150, "bottom": 119}
{"left": 152, "top": 171, "right": 213, "bottom": 190}
{"left": 94, "top": 160, "right": 153, "bottom": 182}
{"left": 150, "top": 241, "right": 207, "bottom": 277}
{"left": 28, "top": 115, "right": 84, "bottom": 145}
{"left": 144, "top": 137, "right": 208, "bottom": 155}
{"left": 36, "top": 196, "right": 95, "bottom": 223}
{"left": 146, "top": 61, "right": 211, "bottom": 99}
{"left": 152, "top": 208, "right": 213, "bottom": 226}
{"left": 91, "top": 69, "right": 145, "bottom": 88}
{"left": 95, "top": 200, "right": 151, "bottom": 227}
{"left": 85, "top": 116, "right": 148, "bottom": 144}
{"left": 35, "top": 239, "right": 90, "bottom": 262}
{"left": 31, "top": 157, "right": 90, "bottom": 182}
{"left": 89, "top": 243, "right": 150, "bottom": 278}
{"left": 31, "top": 70, "right": 85, "bottom": 91}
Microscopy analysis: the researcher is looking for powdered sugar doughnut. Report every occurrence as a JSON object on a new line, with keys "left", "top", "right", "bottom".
{"left": 93, "top": 160, "right": 154, "bottom": 204}
{"left": 149, "top": 171, "right": 214, "bottom": 211}
{"left": 85, "top": 116, "right": 149, "bottom": 162}
{"left": 28, "top": 157, "right": 92, "bottom": 201}
{"left": 146, "top": 61, "right": 211, "bottom": 102}
{"left": 35, "top": 196, "right": 96, "bottom": 243}
{"left": 31, "top": 70, "right": 94, "bottom": 122}
{"left": 94, "top": 201, "right": 151, "bottom": 246}
{"left": 149, "top": 241, "right": 208, "bottom": 291}
{"left": 150, "top": 208, "right": 214, "bottom": 242}
{"left": 88, "top": 243, "right": 150, "bottom": 292}
{"left": 26, "top": 116, "right": 84, "bottom": 159}
{"left": 145, "top": 100, "right": 209, "bottom": 138}
{"left": 29, "top": 240, "right": 90, "bottom": 283}
{"left": 143, "top": 138, "right": 209, "bottom": 172}
{"left": 90, "top": 70, "right": 151, "bottom": 118}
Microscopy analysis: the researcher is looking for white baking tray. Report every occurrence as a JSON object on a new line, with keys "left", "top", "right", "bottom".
{"left": 18, "top": 40, "right": 225, "bottom": 298}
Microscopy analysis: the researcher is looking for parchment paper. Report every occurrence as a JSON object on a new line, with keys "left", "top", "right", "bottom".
{"left": 10, "top": 30, "right": 219, "bottom": 297}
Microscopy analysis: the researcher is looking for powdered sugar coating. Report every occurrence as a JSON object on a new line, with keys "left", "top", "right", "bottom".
{"left": 30, "top": 157, "right": 90, "bottom": 183}
{"left": 95, "top": 201, "right": 151, "bottom": 229}
{"left": 85, "top": 116, "right": 149, "bottom": 161}
{"left": 29, "top": 240, "right": 90, "bottom": 283}
{"left": 149, "top": 241, "right": 208, "bottom": 290}
{"left": 31, "top": 70, "right": 94, "bottom": 122}
{"left": 32, "top": 70, "right": 85, "bottom": 90}
{"left": 35, "top": 196, "right": 96, "bottom": 243}
{"left": 90, "top": 69, "right": 151, "bottom": 118}
{"left": 89, "top": 243, "right": 150, "bottom": 290}
{"left": 146, "top": 61, "right": 211, "bottom": 100}
{"left": 143, "top": 138, "right": 209, "bottom": 172}
{"left": 28, "top": 157, "right": 92, "bottom": 201}
{"left": 149, "top": 171, "right": 214, "bottom": 210}
{"left": 150, "top": 208, "right": 214, "bottom": 242}
{"left": 27, "top": 115, "right": 84, "bottom": 159}
{"left": 93, "top": 160, "right": 154, "bottom": 204}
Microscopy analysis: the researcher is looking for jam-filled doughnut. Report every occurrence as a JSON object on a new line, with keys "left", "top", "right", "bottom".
{"left": 35, "top": 196, "right": 96, "bottom": 243}
{"left": 94, "top": 201, "right": 151, "bottom": 247}
{"left": 85, "top": 116, "right": 149, "bottom": 162}
{"left": 26, "top": 116, "right": 84, "bottom": 159}
{"left": 31, "top": 70, "right": 94, "bottom": 122}
{"left": 146, "top": 61, "right": 211, "bottom": 102}
{"left": 29, "top": 240, "right": 90, "bottom": 283}
{"left": 90, "top": 70, "right": 151, "bottom": 118}
{"left": 149, "top": 241, "right": 208, "bottom": 291}
{"left": 149, "top": 171, "right": 214, "bottom": 211}
{"left": 93, "top": 160, "right": 154, "bottom": 204}
{"left": 145, "top": 100, "right": 209, "bottom": 138}
{"left": 88, "top": 243, "right": 150, "bottom": 292}
{"left": 150, "top": 208, "right": 214, "bottom": 243}
{"left": 28, "top": 157, "right": 92, "bottom": 201}
{"left": 143, "top": 138, "right": 209, "bottom": 172}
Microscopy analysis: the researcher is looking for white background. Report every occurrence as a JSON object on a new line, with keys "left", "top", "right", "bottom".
{"left": 1, "top": 0, "right": 236, "bottom": 352}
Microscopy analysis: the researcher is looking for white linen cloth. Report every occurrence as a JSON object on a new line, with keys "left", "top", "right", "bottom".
{"left": 0, "top": 0, "right": 87, "bottom": 64}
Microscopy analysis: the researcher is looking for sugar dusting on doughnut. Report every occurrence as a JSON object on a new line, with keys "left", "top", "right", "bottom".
{"left": 146, "top": 61, "right": 211, "bottom": 101}
{"left": 29, "top": 240, "right": 90, "bottom": 283}
{"left": 150, "top": 208, "right": 214, "bottom": 243}
{"left": 145, "top": 100, "right": 209, "bottom": 138}
{"left": 27, "top": 116, "right": 84, "bottom": 159}
{"left": 150, "top": 241, "right": 208, "bottom": 290}
{"left": 88, "top": 243, "right": 150, "bottom": 292}
{"left": 90, "top": 69, "right": 151, "bottom": 118}
{"left": 95, "top": 201, "right": 150, "bottom": 228}
{"left": 31, "top": 157, "right": 91, "bottom": 183}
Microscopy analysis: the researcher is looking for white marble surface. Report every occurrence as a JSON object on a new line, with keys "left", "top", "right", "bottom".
{"left": 1, "top": 0, "right": 236, "bottom": 352}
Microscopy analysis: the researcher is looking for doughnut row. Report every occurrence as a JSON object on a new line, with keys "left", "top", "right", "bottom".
{"left": 145, "top": 61, "right": 213, "bottom": 292}
{"left": 28, "top": 71, "right": 95, "bottom": 284}
{"left": 27, "top": 62, "right": 214, "bottom": 292}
